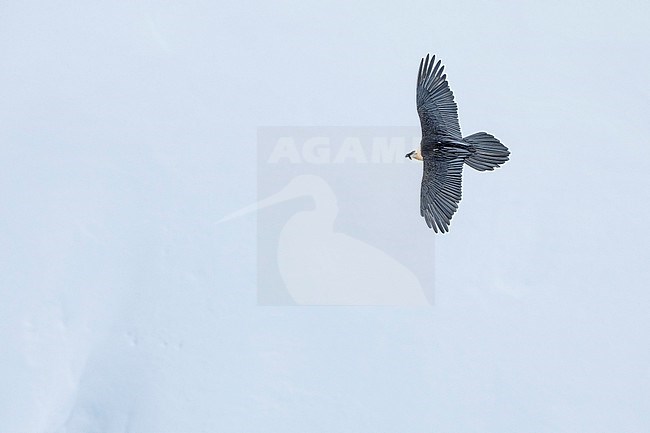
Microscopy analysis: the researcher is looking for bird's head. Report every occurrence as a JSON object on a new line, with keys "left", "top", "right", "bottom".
{"left": 405, "top": 150, "right": 423, "bottom": 161}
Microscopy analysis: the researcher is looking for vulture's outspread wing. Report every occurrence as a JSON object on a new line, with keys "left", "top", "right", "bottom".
{"left": 416, "top": 54, "right": 462, "bottom": 142}
{"left": 420, "top": 147, "right": 469, "bottom": 233}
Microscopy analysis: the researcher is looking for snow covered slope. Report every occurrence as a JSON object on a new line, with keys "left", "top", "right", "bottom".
{"left": 1, "top": 1, "right": 649, "bottom": 432}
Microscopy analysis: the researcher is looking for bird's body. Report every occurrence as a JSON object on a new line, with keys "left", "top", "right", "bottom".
{"left": 406, "top": 54, "right": 510, "bottom": 233}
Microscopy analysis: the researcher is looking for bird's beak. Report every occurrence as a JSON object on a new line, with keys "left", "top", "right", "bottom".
{"left": 405, "top": 152, "right": 413, "bottom": 160}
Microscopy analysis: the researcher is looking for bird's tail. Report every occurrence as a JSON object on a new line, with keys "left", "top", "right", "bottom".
{"left": 462, "top": 132, "right": 510, "bottom": 171}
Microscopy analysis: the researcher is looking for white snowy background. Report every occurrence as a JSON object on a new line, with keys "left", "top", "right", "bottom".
{"left": 2, "top": 0, "right": 650, "bottom": 432}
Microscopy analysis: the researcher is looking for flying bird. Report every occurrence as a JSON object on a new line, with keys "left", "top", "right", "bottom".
{"left": 406, "top": 54, "right": 510, "bottom": 233}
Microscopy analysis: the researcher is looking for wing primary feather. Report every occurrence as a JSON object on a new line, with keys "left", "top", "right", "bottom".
{"left": 427, "top": 56, "right": 436, "bottom": 78}
{"left": 432, "top": 59, "right": 442, "bottom": 79}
